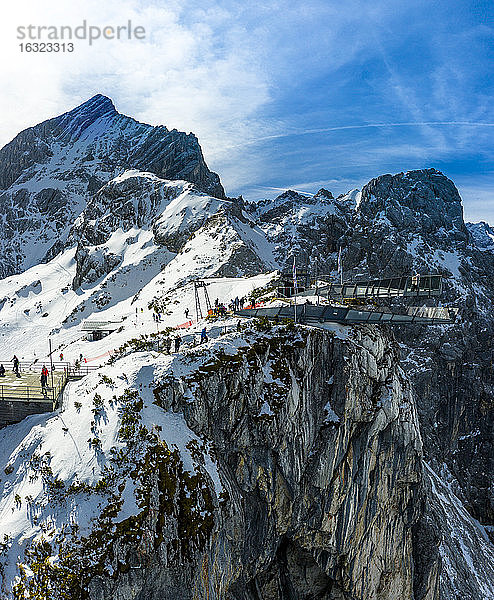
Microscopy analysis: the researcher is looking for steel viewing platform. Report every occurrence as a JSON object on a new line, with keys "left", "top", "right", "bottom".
{"left": 235, "top": 304, "right": 458, "bottom": 326}
{"left": 0, "top": 361, "right": 98, "bottom": 427}
{"left": 296, "top": 274, "right": 443, "bottom": 300}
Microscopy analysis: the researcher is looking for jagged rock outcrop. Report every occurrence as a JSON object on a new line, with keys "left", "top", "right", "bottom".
{"left": 0, "top": 94, "right": 224, "bottom": 279}
{"left": 72, "top": 244, "right": 123, "bottom": 290}
{"left": 356, "top": 169, "right": 468, "bottom": 239}
{"left": 466, "top": 221, "right": 494, "bottom": 252}
{"left": 68, "top": 170, "right": 275, "bottom": 290}
{"left": 250, "top": 189, "right": 355, "bottom": 272}
{"left": 81, "top": 325, "right": 430, "bottom": 600}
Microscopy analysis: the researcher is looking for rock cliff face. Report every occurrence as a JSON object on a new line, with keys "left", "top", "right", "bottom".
{"left": 344, "top": 170, "right": 494, "bottom": 529}
{"left": 0, "top": 95, "right": 224, "bottom": 279}
{"left": 5, "top": 325, "right": 439, "bottom": 600}
{"left": 105, "top": 326, "right": 427, "bottom": 600}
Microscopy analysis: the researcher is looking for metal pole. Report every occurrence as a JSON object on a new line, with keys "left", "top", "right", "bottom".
{"left": 315, "top": 261, "right": 319, "bottom": 306}
{"left": 204, "top": 282, "right": 212, "bottom": 312}
{"left": 48, "top": 338, "right": 54, "bottom": 392}
{"left": 294, "top": 274, "right": 297, "bottom": 325}
{"left": 194, "top": 282, "right": 201, "bottom": 322}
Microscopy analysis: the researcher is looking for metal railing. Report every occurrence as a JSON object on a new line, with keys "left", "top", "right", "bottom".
{"left": 0, "top": 360, "right": 72, "bottom": 373}
{"left": 0, "top": 369, "right": 67, "bottom": 406}
{"left": 295, "top": 274, "right": 443, "bottom": 300}
{"left": 0, "top": 361, "right": 99, "bottom": 406}
{"left": 66, "top": 364, "right": 99, "bottom": 378}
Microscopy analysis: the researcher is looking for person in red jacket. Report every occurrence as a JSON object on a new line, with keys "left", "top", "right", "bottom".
{"left": 40, "top": 365, "right": 49, "bottom": 394}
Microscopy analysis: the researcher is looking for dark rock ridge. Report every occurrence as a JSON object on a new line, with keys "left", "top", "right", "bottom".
{"left": 0, "top": 94, "right": 224, "bottom": 279}
{"left": 357, "top": 169, "right": 467, "bottom": 239}
{"left": 0, "top": 94, "right": 224, "bottom": 197}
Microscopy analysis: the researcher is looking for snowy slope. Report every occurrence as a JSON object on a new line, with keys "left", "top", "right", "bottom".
{"left": 0, "top": 347, "right": 231, "bottom": 594}
{"left": 0, "top": 216, "right": 277, "bottom": 368}
{"left": 0, "top": 95, "right": 223, "bottom": 279}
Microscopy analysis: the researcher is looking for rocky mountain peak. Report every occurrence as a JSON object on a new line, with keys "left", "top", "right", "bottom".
{"left": 73, "top": 93, "right": 116, "bottom": 114}
{"left": 53, "top": 94, "right": 118, "bottom": 140}
{"left": 314, "top": 187, "right": 334, "bottom": 200}
{"left": 357, "top": 168, "right": 468, "bottom": 241}
{"left": 0, "top": 95, "right": 225, "bottom": 279}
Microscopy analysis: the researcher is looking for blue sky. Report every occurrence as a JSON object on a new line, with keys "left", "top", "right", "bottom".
{"left": 1, "top": 0, "right": 493, "bottom": 222}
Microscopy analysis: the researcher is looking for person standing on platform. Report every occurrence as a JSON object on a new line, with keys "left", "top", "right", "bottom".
{"left": 12, "top": 355, "right": 20, "bottom": 377}
{"left": 40, "top": 365, "right": 49, "bottom": 394}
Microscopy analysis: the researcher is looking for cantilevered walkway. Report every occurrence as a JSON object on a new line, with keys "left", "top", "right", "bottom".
{"left": 236, "top": 304, "right": 458, "bottom": 326}
{"left": 0, "top": 362, "right": 98, "bottom": 427}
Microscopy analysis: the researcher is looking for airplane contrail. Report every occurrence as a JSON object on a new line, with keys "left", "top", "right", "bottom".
{"left": 218, "top": 121, "right": 494, "bottom": 151}
{"left": 254, "top": 121, "right": 494, "bottom": 142}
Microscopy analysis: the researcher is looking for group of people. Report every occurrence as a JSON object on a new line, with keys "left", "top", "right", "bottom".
{"left": 0, "top": 356, "right": 21, "bottom": 378}
{"left": 161, "top": 335, "right": 182, "bottom": 354}
{"left": 160, "top": 328, "right": 209, "bottom": 353}
{"left": 0, "top": 358, "right": 50, "bottom": 394}
{"left": 225, "top": 296, "right": 246, "bottom": 312}
{"left": 0, "top": 295, "right": 235, "bottom": 388}
{"left": 0, "top": 354, "right": 62, "bottom": 394}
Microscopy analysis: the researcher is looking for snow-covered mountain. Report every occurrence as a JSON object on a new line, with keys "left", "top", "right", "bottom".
{"left": 466, "top": 220, "right": 494, "bottom": 252}
{"left": 0, "top": 94, "right": 224, "bottom": 280}
{"left": 249, "top": 188, "right": 354, "bottom": 271}
{"left": 0, "top": 98, "right": 493, "bottom": 600}
{"left": 0, "top": 172, "right": 277, "bottom": 362}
